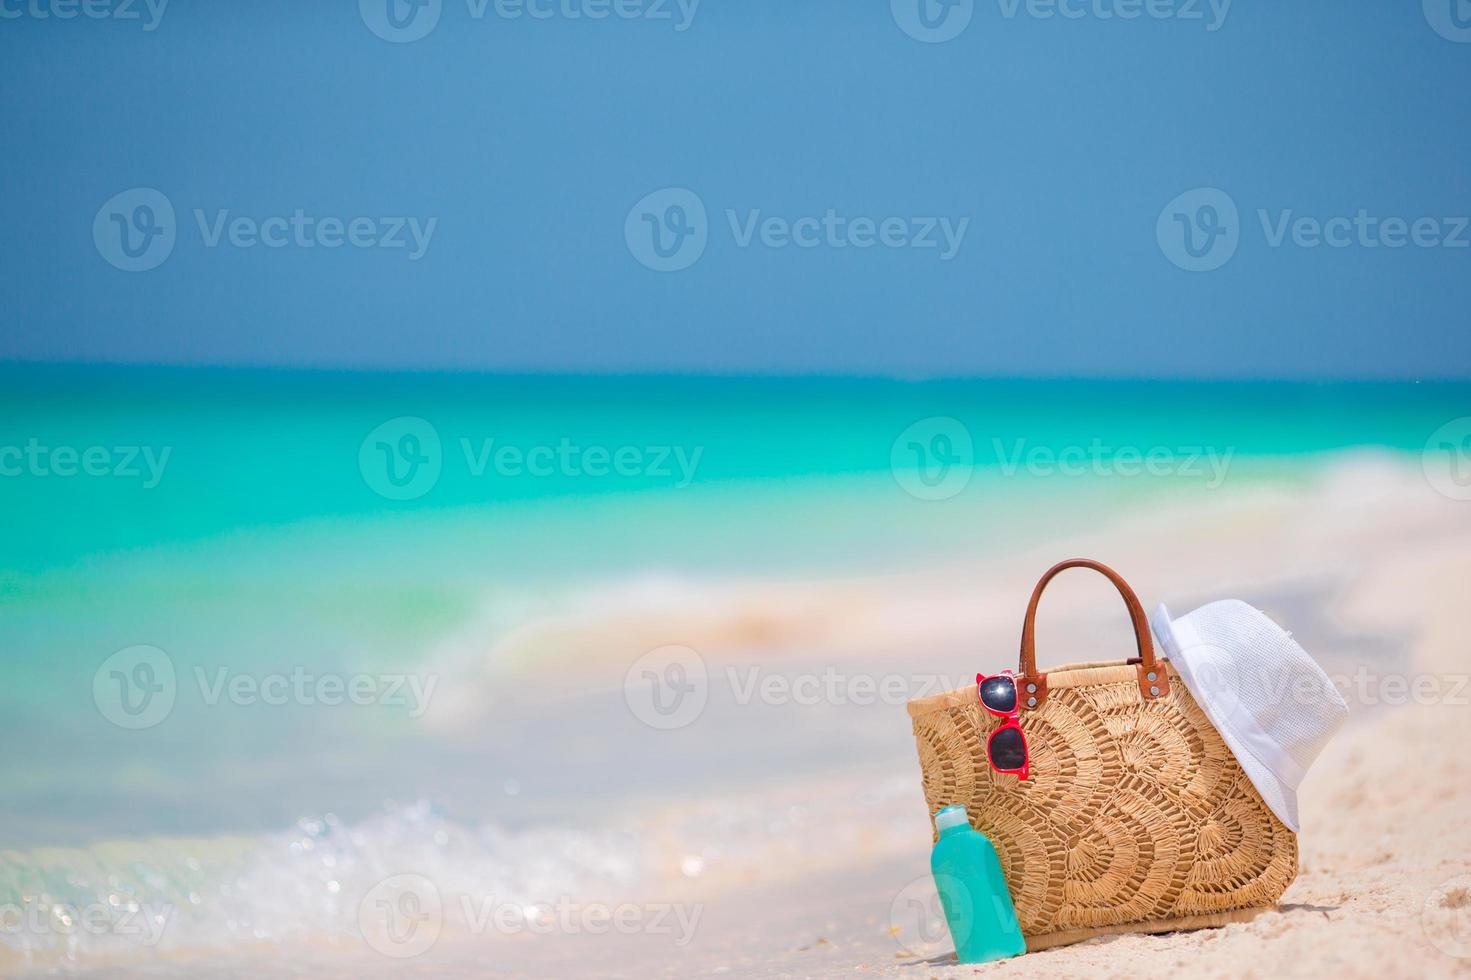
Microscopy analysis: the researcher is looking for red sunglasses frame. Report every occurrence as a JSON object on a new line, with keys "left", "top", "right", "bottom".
{"left": 976, "top": 669, "right": 1030, "bottom": 781}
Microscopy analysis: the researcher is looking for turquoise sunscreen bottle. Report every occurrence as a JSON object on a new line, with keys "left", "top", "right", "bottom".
{"left": 930, "top": 805, "right": 1026, "bottom": 964}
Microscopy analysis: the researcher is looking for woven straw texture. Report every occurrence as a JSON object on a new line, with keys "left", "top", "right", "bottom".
{"left": 908, "top": 659, "right": 1298, "bottom": 948}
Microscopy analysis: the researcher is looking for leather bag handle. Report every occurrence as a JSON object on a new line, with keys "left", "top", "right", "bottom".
{"left": 1016, "top": 558, "right": 1169, "bottom": 710}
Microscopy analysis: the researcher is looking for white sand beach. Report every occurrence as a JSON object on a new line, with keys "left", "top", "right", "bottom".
{"left": 5, "top": 454, "right": 1470, "bottom": 979}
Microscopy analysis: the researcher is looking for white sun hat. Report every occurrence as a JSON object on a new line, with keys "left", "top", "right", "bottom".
{"left": 1149, "top": 599, "right": 1348, "bottom": 832}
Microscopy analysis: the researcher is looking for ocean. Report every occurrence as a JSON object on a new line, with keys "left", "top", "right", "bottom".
{"left": 0, "top": 365, "right": 1465, "bottom": 969}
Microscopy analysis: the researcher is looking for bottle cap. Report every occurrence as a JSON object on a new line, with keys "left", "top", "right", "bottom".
{"left": 934, "top": 805, "right": 969, "bottom": 832}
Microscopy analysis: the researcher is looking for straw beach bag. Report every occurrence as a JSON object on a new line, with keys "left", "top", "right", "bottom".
{"left": 907, "top": 559, "right": 1298, "bottom": 951}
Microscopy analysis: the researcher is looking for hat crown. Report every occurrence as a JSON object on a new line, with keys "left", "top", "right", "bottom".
{"left": 1152, "top": 599, "right": 1348, "bottom": 831}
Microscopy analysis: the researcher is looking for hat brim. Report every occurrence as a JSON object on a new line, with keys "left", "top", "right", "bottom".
{"left": 1150, "top": 604, "right": 1302, "bottom": 833}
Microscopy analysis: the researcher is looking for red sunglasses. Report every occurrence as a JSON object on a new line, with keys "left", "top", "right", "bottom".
{"left": 976, "top": 669, "right": 1030, "bottom": 780}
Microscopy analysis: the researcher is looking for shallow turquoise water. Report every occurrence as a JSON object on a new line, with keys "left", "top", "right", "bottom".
{"left": 2, "top": 368, "right": 1461, "bottom": 824}
{"left": 2, "top": 368, "right": 1465, "bottom": 824}
{"left": 3, "top": 366, "right": 1463, "bottom": 568}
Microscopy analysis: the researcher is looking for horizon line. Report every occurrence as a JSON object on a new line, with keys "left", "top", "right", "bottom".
{"left": 1, "top": 358, "right": 1468, "bottom": 385}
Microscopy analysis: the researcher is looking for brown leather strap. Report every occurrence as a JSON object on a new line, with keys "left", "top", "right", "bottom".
{"left": 1016, "top": 558, "right": 1169, "bottom": 709}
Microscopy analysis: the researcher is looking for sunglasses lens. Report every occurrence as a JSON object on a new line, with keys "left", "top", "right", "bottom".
{"left": 979, "top": 676, "right": 1017, "bottom": 714}
{"left": 988, "top": 726, "right": 1027, "bottom": 772}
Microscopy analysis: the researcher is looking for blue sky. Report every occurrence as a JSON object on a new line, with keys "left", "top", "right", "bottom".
{"left": 1, "top": 0, "right": 1468, "bottom": 377}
